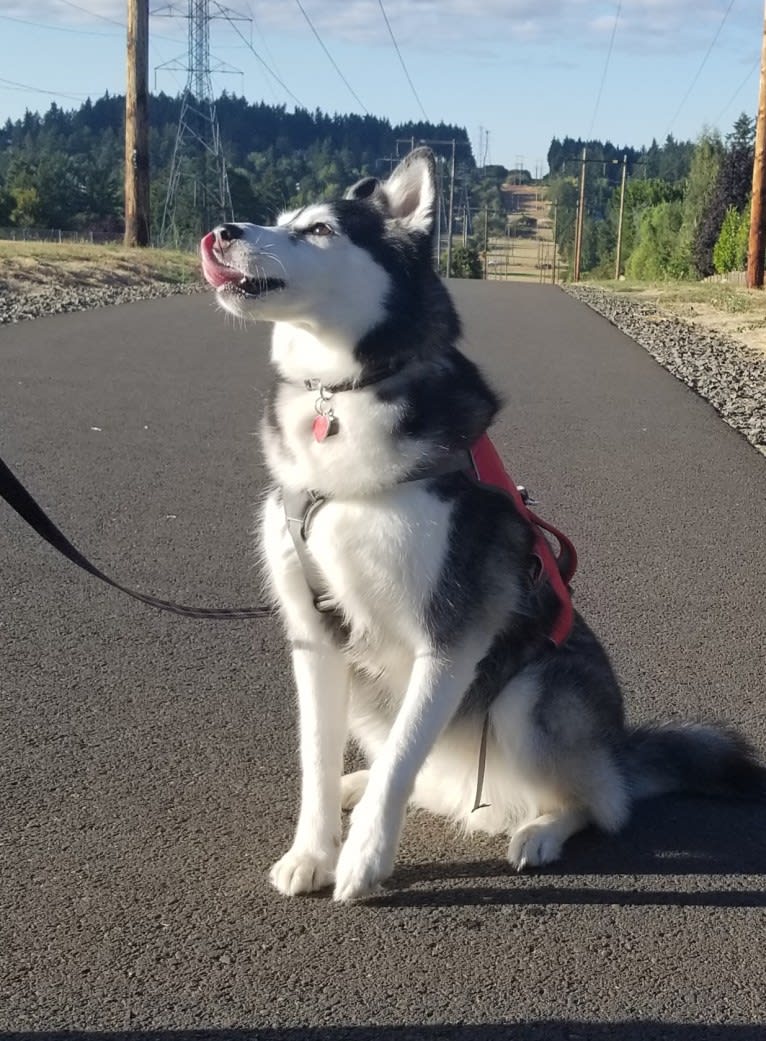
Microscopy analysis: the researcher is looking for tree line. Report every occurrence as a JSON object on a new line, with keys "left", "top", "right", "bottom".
{"left": 547, "top": 116, "right": 755, "bottom": 279}
{"left": 0, "top": 92, "right": 476, "bottom": 241}
{"left": 0, "top": 93, "right": 755, "bottom": 282}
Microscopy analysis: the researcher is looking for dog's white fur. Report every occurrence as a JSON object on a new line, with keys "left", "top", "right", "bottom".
{"left": 207, "top": 155, "right": 630, "bottom": 901}
{"left": 201, "top": 149, "right": 766, "bottom": 901}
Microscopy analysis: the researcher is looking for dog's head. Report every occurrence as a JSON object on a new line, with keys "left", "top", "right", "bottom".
{"left": 200, "top": 148, "right": 439, "bottom": 349}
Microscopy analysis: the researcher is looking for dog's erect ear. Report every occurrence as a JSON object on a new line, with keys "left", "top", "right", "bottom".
{"left": 345, "top": 176, "right": 382, "bottom": 201}
{"left": 382, "top": 147, "right": 437, "bottom": 236}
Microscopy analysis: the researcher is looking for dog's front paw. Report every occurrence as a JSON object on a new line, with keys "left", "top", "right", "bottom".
{"left": 269, "top": 847, "right": 336, "bottom": 896}
{"left": 332, "top": 813, "right": 396, "bottom": 903}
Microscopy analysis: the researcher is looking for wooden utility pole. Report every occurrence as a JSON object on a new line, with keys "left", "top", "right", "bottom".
{"left": 614, "top": 153, "right": 628, "bottom": 280}
{"left": 747, "top": 0, "right": 766, "bottom": 288}
{"left": 483, "top": 205, "right": 489, "bottom": 279}
{"left": 573, "top": 146, "right": 587, "bottom": 281}
{"left": 551, "top": 201, "right": 558, "bottom": 284}
{"left": 124, "top": 0, "right": 150, "bottom": 247}
{"left": 414, "top": 137, "right": 466, "bottom": 275}
{"left": 446, "top": 139, "right": 456, "bottom": 278}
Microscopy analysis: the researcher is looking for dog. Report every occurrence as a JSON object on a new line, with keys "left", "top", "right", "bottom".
{"left": 200, "top": 148, "right": 765, "bottom": 902}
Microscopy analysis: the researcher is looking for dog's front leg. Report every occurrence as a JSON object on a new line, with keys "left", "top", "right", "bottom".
{"left": 333, "top": 639, "right": 488, "bottom": 902}
{"left": 269, "top": 636, "right": 350, "bottom": 896}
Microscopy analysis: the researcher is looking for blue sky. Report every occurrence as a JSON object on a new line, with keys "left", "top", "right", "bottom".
{"left": 0, "top": 1, "right": 761, "bottom": 171}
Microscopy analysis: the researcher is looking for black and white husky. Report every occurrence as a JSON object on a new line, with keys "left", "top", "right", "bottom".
{"left": 201, "top": 149, "right": 764, "bottom": 902}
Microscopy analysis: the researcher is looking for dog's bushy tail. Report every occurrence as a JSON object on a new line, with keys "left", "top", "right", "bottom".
{"left": 624, "top": 722, "right": 766, "bottom": 802}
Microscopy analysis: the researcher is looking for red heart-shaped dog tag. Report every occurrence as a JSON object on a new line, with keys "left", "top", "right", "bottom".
{"left": 313, "top": 414, "right": 339, "bottom": 441}
{"left": 313, "top": 415, "right": 330, "bottom": 441}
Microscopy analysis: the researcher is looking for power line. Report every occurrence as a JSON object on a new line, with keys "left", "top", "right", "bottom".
{"left": 248, "top": 1, "right": 281, "bottom": 70}
{"left": 42, "top": 1, "right": 188, "bottom": 46}
{"left": 54, "top": 0, "right": 125, "bottom": 28}
{"left": 714, "top": 55, "right": 760, "bottom": 126}
{"left": 666, "top": 0, "right": 737, "bottom": 134}
{"left": 0, "top": 75, "right": 92, "bottom": 102}
{"left": 588, "top": 1, "right": 621, "bottom": 138}
{"left": 216, "top": 5, "right": 306, "bottom": 109}
{"left": 377, "top": 0, "right": 429, "bottom": 122}
{"left": 14, "top": 0, "right": 296, "bottom": 113}
{"left": 294, "top": 0, "right": 369, "bottom": 113}
{"left": 0, "top": 13, "right": 117, "bottom": 37}
{"left": 2, "top": 10, "right": 185, "bottom": 98}
{"left": 246, "top": 0, "right": 284, "bottom": 102}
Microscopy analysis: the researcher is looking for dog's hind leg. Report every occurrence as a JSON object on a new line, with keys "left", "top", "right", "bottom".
{"left": 490, "top": 669, "right": 630, "bottom": 871}
{"left": 506, "top": 748, "right": 629, "bottom": 870}
{"left": 341, "top": 770, "right": 370, "bottom": 810}
{"left": 507, "top": 809, "right": 590, "bottom": 870}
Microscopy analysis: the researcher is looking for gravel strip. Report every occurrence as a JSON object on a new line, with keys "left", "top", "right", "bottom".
{"left": 564, "top": 284, "right": 766, "bottom": 457}
{"left": 0, "top": 280, "right": 204, "bottom": 325}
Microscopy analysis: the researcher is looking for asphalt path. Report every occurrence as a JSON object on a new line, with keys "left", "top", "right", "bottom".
{"left": 1, "top": 282, "right": 765, "bottom": 1041}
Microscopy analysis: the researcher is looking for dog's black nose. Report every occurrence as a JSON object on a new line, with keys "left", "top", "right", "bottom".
{"left": 217, "top": 223, "right": 243, "bottom": 242}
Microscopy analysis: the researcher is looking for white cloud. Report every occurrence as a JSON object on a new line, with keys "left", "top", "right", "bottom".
{"left": 0, "top": 0, "right": 754, "bottom": 55}
{"left": 249, "top": 0, "right": 755, "bottom": 54}
{"left": 0, "top": 0, "right": 124, "bottom": 25}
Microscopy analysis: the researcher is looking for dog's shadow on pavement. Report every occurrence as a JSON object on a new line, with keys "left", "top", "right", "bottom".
{"left": 3, "top": 1024, "right": 765, "bottom": 1041}
{"left": 371, "top": 797, "right": 766, "bottom": 909}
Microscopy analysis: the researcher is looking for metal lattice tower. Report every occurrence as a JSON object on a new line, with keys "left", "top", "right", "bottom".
{"left": 155, "top": 1, "right": 245, "bottom": 245}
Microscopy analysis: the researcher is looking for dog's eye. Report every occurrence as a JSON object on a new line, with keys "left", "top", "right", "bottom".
{"left": 306, "top": 222, "right": 334, "bottom": 237}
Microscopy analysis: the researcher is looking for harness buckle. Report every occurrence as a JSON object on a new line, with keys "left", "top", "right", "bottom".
{"left": 516, "top": 485, "right": 539, "bottom": 506}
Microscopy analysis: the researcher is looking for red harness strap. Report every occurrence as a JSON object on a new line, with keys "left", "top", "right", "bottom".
{"left": 469, "top": 433, "right": 577, "bottom": 647}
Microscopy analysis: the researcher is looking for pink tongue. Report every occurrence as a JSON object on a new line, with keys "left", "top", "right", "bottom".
{"left": 199, "top": 232, "right": 242, "bottom": 288}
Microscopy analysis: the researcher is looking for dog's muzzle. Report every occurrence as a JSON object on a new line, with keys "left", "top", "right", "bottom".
{"left": 199, "top": 230, "right": 285, "bottom": 297}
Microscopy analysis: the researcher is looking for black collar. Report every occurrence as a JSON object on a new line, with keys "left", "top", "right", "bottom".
{"left": 295, "top": 358, "right": 409, "bottom": 394}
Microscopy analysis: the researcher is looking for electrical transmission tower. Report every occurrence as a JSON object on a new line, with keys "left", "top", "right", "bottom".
{"left": 154, "top": 1, "right": 246, "bottom": 245}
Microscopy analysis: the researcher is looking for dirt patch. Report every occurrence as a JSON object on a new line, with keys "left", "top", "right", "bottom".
{"left": 0, "top": 241, "right": 206, "bottom": 323}
{"left": 484, "top": 184, "right": 556, "bottom": 283}
{"left": 592, "top": 280, "right": 766, "bottom": 360}
{"left": 0, "top": 241, "right": 202, "bottom": 296}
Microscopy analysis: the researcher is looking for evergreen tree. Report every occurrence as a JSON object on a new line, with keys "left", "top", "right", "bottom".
{"left": 676, "top": 130, "right": 724, "bottom": 277}
{"left": 0, "top": 92, "right": 475, "bottom": 238}
{"left": 695, "top": 113, "right": 754, "bottom": 276}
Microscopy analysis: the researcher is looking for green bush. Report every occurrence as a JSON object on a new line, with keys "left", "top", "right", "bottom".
{"left": 625, "top": 200, "right": 686, "bottom": 279}
{"left": 452, "top": 244, "right": 483, "bottom": 278}
{"left": 712, "top": 205, "right": 749, "bottom": 274}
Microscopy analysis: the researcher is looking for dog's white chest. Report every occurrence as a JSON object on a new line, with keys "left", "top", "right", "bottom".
{"left": 306, "top": 487, "right": 451, "bottom": 644}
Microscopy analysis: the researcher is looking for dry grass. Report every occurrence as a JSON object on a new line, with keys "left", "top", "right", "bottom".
{"left": 0, "top": 240, "right": 202, "bottom": 294}
{"left": 487, "top": 184, "right": 556, "bottom": 282}
{"left": 586, "top": 278, "right": 766, "bottom": 357}
{"left": 3, "top": 241, "right": 764, "bottom": 359}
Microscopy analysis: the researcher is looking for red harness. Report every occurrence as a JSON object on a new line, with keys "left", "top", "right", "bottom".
{"left": 287, "top": 406, "right": 578, "bottom": 647}
{"left": 469, "top": 434, "right": 577, "bottom": 647}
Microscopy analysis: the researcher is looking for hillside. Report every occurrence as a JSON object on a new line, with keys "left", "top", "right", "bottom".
{"left": 0, "top": 94, "right": 474, "bottom": 243}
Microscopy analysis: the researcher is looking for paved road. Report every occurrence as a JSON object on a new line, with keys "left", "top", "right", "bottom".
{"left": 1, "top": 283, "right": 765, "bottom": 1041}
